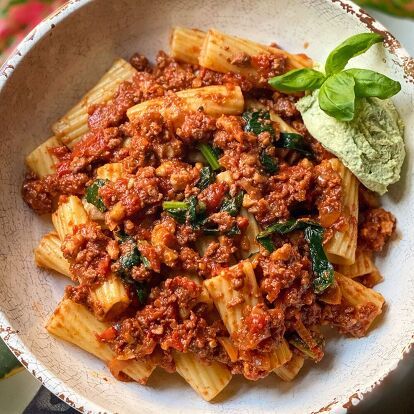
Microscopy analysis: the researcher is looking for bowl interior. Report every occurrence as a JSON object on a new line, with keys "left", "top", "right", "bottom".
{"left": 0, "top": 0, "right": 413, "bottom": 413}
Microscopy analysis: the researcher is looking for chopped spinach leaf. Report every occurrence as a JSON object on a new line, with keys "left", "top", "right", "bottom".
{"left": 242, "top": 110, "right": 275, "bottom": 138}
{"left": 198, "top": 143, "right": 221, "bottom": 171}
{"left": 85, "top": 179, "right": 108, "bottom": 212}
{"left": 141, "top": 255, "right": 151, "bottom": 269}
{"left": 256, "top": 236, "right": 276, "bottom": 252}
{"left": 260, "top": 150, "right": 279, "bottom": 174}
{"left": 220, "top": 191, "right": 244, "bottom": 217}
{"left": 188, "top": 196, "right": 207, "bottom": 229}
{"left": 135, "top": 282, "right": 150, "bottom": 305}
{"left": 115, "top": 229, "right": 134, "bottom": 244}
{"left": 162, "top": 201, "right": 188, "bottom": 224}
{"left": 277, "top": 133, "right": 313, "bottom": 158}
{"left": 227, "top": 223, "right": 241, "bottom": 236}
{"left": 256, "top": 219, "right": 334, "bottom": 293}
{"left": 288, "top": 333, "right": 324, "bottom": 361}
{"left": 119, "top": 246, "right": 141, "bottom": 270}
{"left": 304, "top": 226, "right": 334, "bottom": 294}
{"left": 197, "top": 166, "right": 216, "bottom": 190}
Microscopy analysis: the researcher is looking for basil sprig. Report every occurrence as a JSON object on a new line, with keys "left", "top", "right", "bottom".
{"left": 256, "top": 219, "right": 334, "bottom": 293}
{"left": 269, "top": 33, "right": 401, "bottom": 121}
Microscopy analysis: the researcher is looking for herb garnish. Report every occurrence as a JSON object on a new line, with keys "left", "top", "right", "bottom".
{"left": 256, "top": 219, "right": 334, "bottom": 293}
{"left": 269, "top": 33, "right": 401, "bottom": 121}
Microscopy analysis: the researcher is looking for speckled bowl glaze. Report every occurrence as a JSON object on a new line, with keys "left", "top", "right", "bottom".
{"left": 0, "top": 0, "right": 413, "bottom": 413}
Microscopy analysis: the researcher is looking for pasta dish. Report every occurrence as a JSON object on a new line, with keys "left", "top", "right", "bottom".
{"left": 22, "top": 28, "right": 397, "bottom": 401}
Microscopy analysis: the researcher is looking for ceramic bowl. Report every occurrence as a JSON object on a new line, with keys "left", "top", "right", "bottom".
{"left": 0, "top": 0, "right": 413, "bottom": 413}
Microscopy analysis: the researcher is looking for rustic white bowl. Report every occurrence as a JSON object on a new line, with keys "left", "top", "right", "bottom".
{"left": 0, "top": 0, "right": 413, "bottom": 413}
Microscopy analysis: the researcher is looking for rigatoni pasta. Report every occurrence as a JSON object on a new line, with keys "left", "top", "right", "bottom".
{"left": 337, "top": 249, "right": 376, "bottom": 278}
{"left": 127, "top": 84, "right": 244, "bottom": 121}
{"left": 21, "top": 27, "right": 396, "bottom": 401}
{"left": 324, "top": 158, "right": 359, "bottom": 265}
{"left": 170, "top": 27, "right": 206, "bottom": 65}
{"left": 25, "top": 136, "right": 60, "bottom": 178}
{"left": 53, "top": 59, "right": 137, "bottom": 148}
{"left": 46, "top": 299, "right": 154, "bottom": 384}
{"left": 173, "top": 351, "right": 232, "bottom": 401}
{"left": 52, "top": 195, "right": 89, "bottom": 241}
{"left": 35, "top": 232, "right": 71, "bottom": 278}
{"left": 199, "top": 29, "right": 312, "bottom": 86}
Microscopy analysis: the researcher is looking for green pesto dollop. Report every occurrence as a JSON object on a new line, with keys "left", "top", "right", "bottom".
{"left": 296, "top": 91, "right": 405, "bottom": 195}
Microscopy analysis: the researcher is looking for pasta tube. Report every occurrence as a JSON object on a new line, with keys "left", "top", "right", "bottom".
{"left": 127, "top": 85, "right": 244, "bottom": 121}
{"left": 96, "top": 162, "right": 125, "bottom": 181}
{"left": 46, "top": 299, "right": 154, "bottom": 383}
{"left": 274, "top": 353, "right": 305, "bottom": 381}
{"left": 199, "top": 29, "right": 311, "bottom": 86}
{"left": 359, "top": 270, "right": 384, "bottom": 287}
{"left": 53, "top": 59, "right": 137, "bottom": 148}
{"left": 34, "top": 232, "right": 71, "bottom": 278}
{"left": 90, "top": 274, "right": 130, "bottom": 320}
{"left": 52, "top": 196, "right": 89, "bottom": 241}
{"left": 173, "top": 351, "right": 232, "bottom": 401}
{"left": 204, "top": 261, "right": 261, "bottom": 336}
{"left": 337, "top": 249, "right": 376, "bottom": 278}
{"left": 170, "top": 27, "right": 206, "bottom": 65}
{"left": 270, "top": 338, "right": 293, "bottom": 369}
{"left": 335, "top": 272, "right": 384, "bottom": 329}
{"left": 25, "top": 136, "right": 60, "bottom": 178}
{"left": 240, "top": 208, "right": 260, "bottom": 259}
{"left": 186, "top": 274, "right": 213, "bottom": 306}
{"left": 324, "top": 159, "right": 359, "bottom": 265}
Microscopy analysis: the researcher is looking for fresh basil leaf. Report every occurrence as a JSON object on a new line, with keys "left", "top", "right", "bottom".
{"left": 277, "top": 133, "right": 313, "bottom": 158}
{"left": 325, "top": 33, "right": 383, "bottom": 76}
{"left": 242, "top": 110, "right": 275, "bottom": 137}
{"left": 268, "top": 68, "right": 326, "bottom": 93}
{"left": 260, "top": 150, "right": 279, "bottom": 174}
{"left": 304, "top": 226, "right": 334, "bottom": 294}
{"left": 197, "top": 166, "right": 216, "bottom": 190}
{"left": 85, "top": 179, "right": 108, "bottom": 212}
{"left": 220, "top": 191, "right": 244, "bottom": 217}
{"left": 345, "top": 68, "right": 401, "bottom": 99}
{"left": 318, "top": 71, "right": 356, "bottom": 121}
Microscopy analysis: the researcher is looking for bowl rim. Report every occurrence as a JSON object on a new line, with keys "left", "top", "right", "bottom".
{"left": 0, "top": 0, "right": 413, "bottom": 413}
